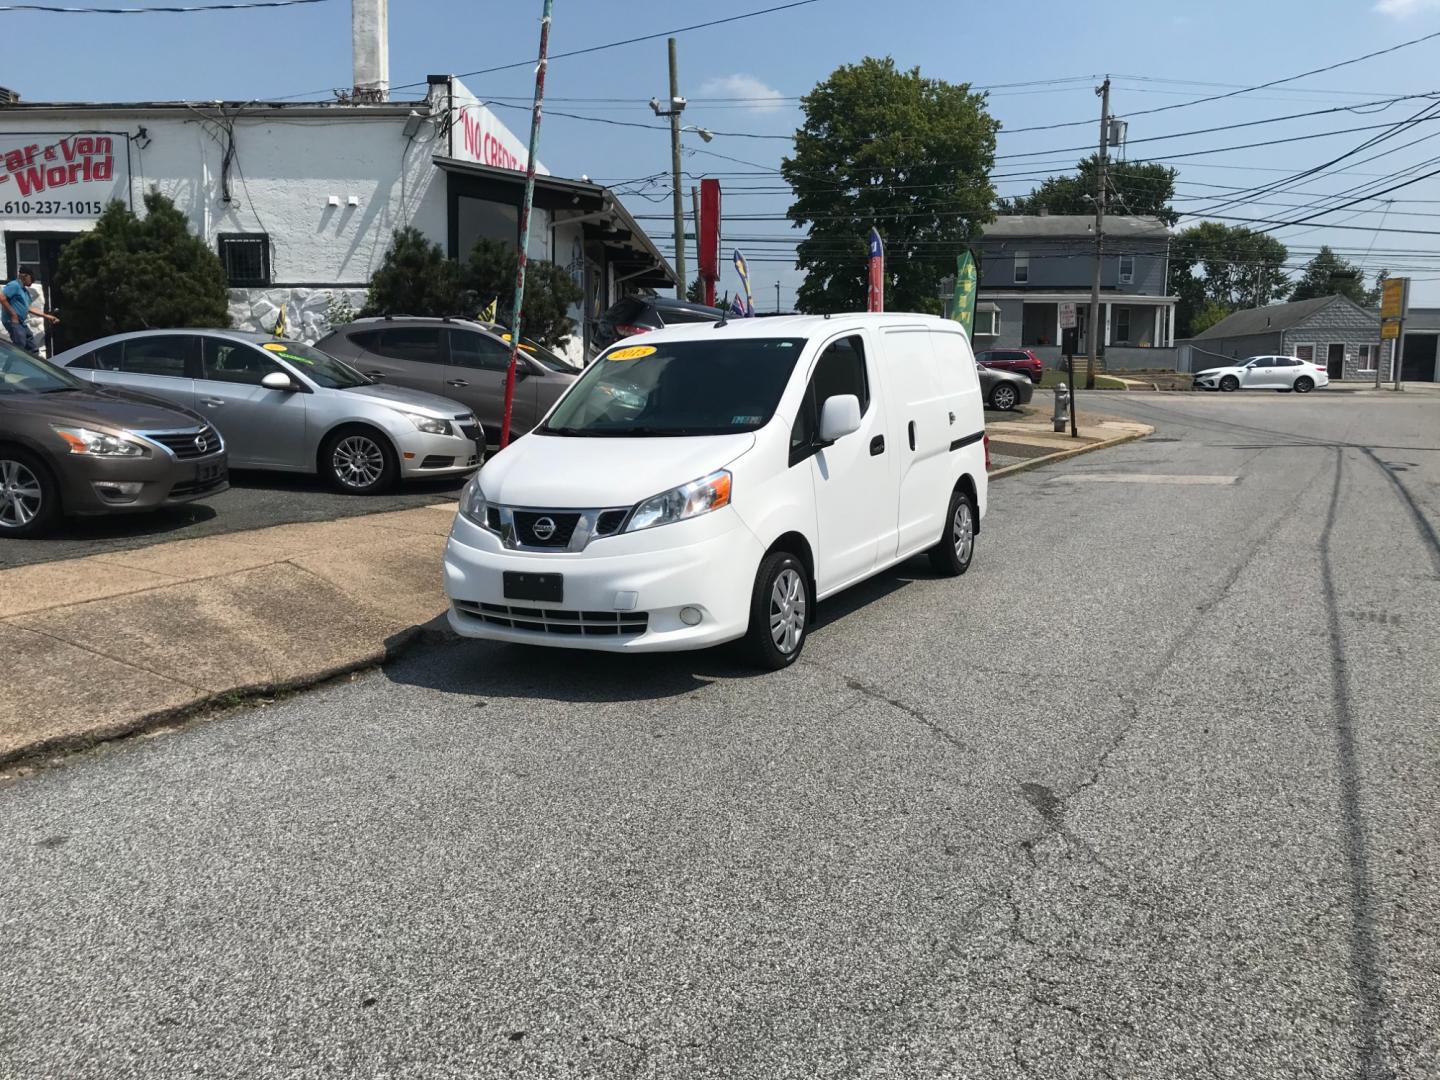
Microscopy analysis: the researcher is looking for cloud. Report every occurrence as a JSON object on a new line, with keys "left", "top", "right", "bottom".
{"left": 697, "top": 74, "right": 787, "bottom": 112}
{"left": 1375, "top": 0, "right": 1440, "bottom": 15}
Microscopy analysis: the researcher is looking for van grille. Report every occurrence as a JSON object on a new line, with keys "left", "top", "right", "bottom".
{"left": 454, "top": 600, "right": 648, "bottom": 637}
{"left": 513, "top": 511, "right": 580, "bottom": 548}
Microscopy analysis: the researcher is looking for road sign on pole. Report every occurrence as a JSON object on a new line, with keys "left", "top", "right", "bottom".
{"left": 1379, "top": 276, "right": 1409, "bottom": 390}
{"left": 1060, "top": 302, "right": 1077, "bottom": 329}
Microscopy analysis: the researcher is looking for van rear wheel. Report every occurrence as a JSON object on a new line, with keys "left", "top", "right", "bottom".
{"left": 742, "top": 551, "right": 809, "bottom": 670}
{"left": 929, "top": 487, "right": 976, "bottom": 577}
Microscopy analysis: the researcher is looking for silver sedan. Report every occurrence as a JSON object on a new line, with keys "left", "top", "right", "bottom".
{"left": 51, "top": 330, "right": 481, "bottom": 494}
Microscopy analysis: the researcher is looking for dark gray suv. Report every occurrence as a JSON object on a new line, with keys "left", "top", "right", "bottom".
{"left": 317, "top": 318, "right": 577, "bottom": 445}
{"left": 0, "top": 343, "right": 227, "bottom": 537}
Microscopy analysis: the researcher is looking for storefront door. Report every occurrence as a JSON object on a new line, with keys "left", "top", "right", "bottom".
{"left": 6, "top": 233, "right": 79, "bottom": 357}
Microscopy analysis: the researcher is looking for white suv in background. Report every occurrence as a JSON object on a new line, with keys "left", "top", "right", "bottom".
{"left": 1192, "top": 355, "right": 1330, "bottom": 393}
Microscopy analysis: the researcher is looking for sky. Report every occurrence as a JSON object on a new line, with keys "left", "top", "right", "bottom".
{"left": 6, "top": 0, "right": 1440, "bottom": 306}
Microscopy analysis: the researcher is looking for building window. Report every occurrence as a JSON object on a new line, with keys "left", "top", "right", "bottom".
{"left": 218, "top": 234, "right": 271, "bottom": 287}
{"left": 1114, "top": 307, "right": 1131, "bottom": 343}
{"left": 1013, "top": 251, "right": 1029, "bottom": 284}
{"left": 1294, "top": 344, "right": 1315, "bottom": 363}
{"left": 974, "top": 308, "right": 999, "bottom": 336}
{"left": 1118, "top": 254, "right": 1135, "bottom": 284}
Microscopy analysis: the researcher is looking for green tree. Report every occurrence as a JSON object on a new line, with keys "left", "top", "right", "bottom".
{"left": 686, "top": 276, "right": 704, "bottom": 303}
{"left": 362, "top": 226, "right": 464, "bottom": 318}
{"left": 57, "top": 191, "right": 230, "bottom": 341}
{"left": 999, "top": 155, "right": 1179, "bottom": 226}
{"left": 1190, "top": 301, "right": 1233, "bottom": 336}
{"left": 783, "top": 57, "right": 998, "bottom": 314}
{"left": 1168, "top": 222, "right": 1290, "bottom": 337}
{"left": 1365, "top": 267, "right": 1390, "bottom": 308}
{"left": 463, "top": 238, "right": 582, "bottom": 348}
{"left": 1289, "top": 245, "right": 1369, "bottom": 305}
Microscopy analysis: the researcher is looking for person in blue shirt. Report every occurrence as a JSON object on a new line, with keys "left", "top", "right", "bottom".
{"left": 0, "top": 268, "right": 59, "bottom": 355}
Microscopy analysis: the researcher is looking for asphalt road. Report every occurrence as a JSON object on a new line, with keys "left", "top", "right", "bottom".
{"left": 3, "top": 392, "right": 1438, "bottom": 1078}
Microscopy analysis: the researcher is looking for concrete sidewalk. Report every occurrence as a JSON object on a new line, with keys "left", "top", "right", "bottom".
{"left": 986, "top": 407, "right": 1153, "bottom": 478}
{"left": 0, "top": 504, "right": 457, "bottom": 765}
{"left": 1, "top": 415, "right": 1151, "bottom": 767}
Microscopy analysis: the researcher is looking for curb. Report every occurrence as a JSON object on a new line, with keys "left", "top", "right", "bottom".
{"left": 989, "top": 426, "right": 1152, "bottom": 480}
{"left": 0, "top": 621, "right": 456, "bottom": 774}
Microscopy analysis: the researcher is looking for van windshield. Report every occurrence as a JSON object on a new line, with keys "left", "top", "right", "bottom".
{"left": 541, "top": 338, "right": 805, "bottom": 437}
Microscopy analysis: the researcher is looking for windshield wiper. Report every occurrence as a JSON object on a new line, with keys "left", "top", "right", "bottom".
{"left": 39, "top": 386, "right": 82, "bottom": 393}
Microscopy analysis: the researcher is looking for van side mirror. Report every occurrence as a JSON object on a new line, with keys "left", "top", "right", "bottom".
{"left": 818, "top": 394, "right": 861, "bottom": 444}
{"left": 261, "top": 371, "right": 296, "bottom": 391}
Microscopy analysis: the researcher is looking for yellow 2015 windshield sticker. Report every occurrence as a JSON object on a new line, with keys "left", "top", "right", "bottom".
{"left": 607, "top": 345, "right": 656, "bottom": 361}
{"left": 262, "top": 342, "right": 288, "bottom": 351}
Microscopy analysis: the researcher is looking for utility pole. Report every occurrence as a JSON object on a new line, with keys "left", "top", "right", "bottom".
{"left": 1086, "top": 77, "right": 1110, "bottom": 392}
{"left": 498, "top": 0, "right": 552, "bottom": 449}
{"left": 667, "top": 38, "right": 686, "bottom": 299}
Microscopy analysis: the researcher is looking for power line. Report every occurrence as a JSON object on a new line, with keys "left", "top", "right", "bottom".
{"left": 0, "top": 0, "right": 324, "bottom": 8}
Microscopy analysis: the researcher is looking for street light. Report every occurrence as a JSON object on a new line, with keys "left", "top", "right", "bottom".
{"left": 684, "top": 125, "right": 714, "bottom": 143}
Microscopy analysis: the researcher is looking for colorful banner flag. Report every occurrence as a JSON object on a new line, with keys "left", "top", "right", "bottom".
{"left": 733, "top": 249, "right": 755, "bottom": 316}
{"left": 480, "top": 296, "right": 498, "bottom": 323}
{"left": 729, "top": 293, "right": 748, "bottom": 317}
{"left": 951, "top": 251, "right": 977, "bottom": 336}
{"left": 867, "top": 228, "right": 884, "bottom": 313}
{"left": 271, "top": 303, "right": 287, "bottom": 339}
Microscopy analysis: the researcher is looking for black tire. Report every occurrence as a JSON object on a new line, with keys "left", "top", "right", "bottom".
{"left": 742, "top": 550, "right": 810, "bottom": 670}
{"left": 0, "top": 447, "right": 60, "bottom": 538}
{"left": 320, "top": 426, "right": 399, "bottom": 495}
{"left": 929, "top": 486, "right": 977, "bottom": 577}
{"left": 1294, "top": 376, "right": 1314, "bottom": 394}
{"left": 1219, "top": 375, "right": 1240, "bottom": 393}
{"left": 990, "top": 383, "right": 1019, "bottom": 411}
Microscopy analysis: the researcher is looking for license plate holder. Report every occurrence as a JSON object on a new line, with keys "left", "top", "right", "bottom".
{"left": 503, "top": 571, "right": 563, "bottom": 603}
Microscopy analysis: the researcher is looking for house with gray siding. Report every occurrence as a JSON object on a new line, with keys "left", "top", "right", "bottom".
{"left": 1180, "top": 295, "right": 1414, "bottom": 381}
{"left": 949, "top": 214, "right": 1177, "bottom": 370}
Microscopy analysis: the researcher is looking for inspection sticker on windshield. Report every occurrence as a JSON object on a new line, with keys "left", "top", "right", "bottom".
{"left": 607, "top": 345, "right": 656, "bottom": 361}
{"left": 733, "top": 415, "right": 762, "bottom": 425}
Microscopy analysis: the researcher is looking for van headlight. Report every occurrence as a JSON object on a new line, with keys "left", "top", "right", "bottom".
{"left": 459, "top": 477, "right": 490, "bottom": 527}
{"left": 400, "top": 412, "right": 453, "bottom": 436}
{"left": 625, "top": 469, "right": 732, "bottom": 532}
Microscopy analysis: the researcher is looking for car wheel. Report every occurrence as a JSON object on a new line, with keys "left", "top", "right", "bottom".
{"left": 1294, "top": 376, "right": 1314, "bottom": 394}
{"left": 990, "top": 383, "right": 1018, "bottom": 411}
{"left": 743, "top": 550, "right": 810, "bottom": 670}
{"left": 929, "top": 486, "right": 977, "bottom": 578}
{"left": 0, "top": 449, "right": 60, "bottom": 538}
{"left": 1219, "top": 375, "right": 1240, "bottom": 392}
{"left": 321, "top": 427, "right": 398, "bottom": 494}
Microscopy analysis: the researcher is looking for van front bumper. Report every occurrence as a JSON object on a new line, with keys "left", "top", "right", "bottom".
{"left": 443, "top": 508, "right": 763, "bottom": 652}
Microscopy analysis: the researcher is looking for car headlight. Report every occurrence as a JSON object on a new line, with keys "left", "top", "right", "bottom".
{"left": 625, "top": 469, "right": 732, "bottom": 533}
{"left": 52, "top": 426, "right": 147, "bottom": 457}
{"left": 400, "top": 412, "right": 453, "bottom": 436}
{"left": 459, "top": 477, "right": 490, "bottom": 527}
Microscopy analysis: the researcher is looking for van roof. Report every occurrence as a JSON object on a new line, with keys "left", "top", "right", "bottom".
{"left": 619, "top": 311, "right": 963, "bottom": 345}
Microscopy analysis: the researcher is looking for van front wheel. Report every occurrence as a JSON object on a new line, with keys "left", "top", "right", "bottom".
{"left": 743, "top": 551, "right": 810, "bottom": 670}
{"left": 929, "top": 488, "right": 976, "bottom": 577}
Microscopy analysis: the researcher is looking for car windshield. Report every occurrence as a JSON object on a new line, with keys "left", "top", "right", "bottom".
{"left": 541, "top": 337, "right": 806, "bottom": 437}
{"left": 267, "top": 341, "right": 371, "bottom": 389}
{"left": 0, "top": 342, "right": 89, "bottom": 395}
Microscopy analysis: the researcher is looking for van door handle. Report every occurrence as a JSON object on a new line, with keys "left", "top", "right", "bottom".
{"left": 446, "top": 379, "right": 469, "bottom": 388}
{"left": 200, "top": 398, "right": 224, "bottom": 407}
{"left": 870, "top": 435, "right": 885, "bottom": 456}
{"left": 908, "top": 421, "right": 916, "bottom": 451}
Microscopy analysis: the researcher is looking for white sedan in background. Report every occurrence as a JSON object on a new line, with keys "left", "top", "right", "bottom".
{"left": 1192, "top": 355, "right": 1330, "bottom": 393}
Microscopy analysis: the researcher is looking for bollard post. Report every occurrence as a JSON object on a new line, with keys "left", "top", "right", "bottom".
{"left": 1052, "top": 382, "right": 1070, "bottom": 433}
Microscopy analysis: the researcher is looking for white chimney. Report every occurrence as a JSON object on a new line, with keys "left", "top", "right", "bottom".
{"left": 352, "top": 0, "right": 389, "bottom": 102}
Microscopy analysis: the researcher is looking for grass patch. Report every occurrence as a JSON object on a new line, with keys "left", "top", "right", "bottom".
{"left": 1039, "top": 369, "right": 1127, "bottom": 390}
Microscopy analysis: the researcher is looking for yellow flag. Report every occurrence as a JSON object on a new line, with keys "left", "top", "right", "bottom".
{"left": 272, "top": 303, "right": 287, "bottom": 339}
{"left": 480, "top": 297, "right": 498, "bottom": 323}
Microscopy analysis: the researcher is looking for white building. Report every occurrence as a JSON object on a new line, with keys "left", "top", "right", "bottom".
{"left": 0, "top": 9, "right": 674, "bottom": 361}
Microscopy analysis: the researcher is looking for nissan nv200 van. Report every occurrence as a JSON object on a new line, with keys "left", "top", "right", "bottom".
{"left": 443, "top": 313, "right": 988, "bottom": 669}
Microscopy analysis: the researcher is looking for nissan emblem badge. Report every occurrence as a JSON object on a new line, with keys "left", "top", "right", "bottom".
{"left": 194, "top": 433, "right": 208, "bottom": 453}
{"left": 532, "top": 516, "right": 557, "bottom": 541}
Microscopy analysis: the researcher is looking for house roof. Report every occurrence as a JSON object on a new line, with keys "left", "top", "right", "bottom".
{"left": 979, "top": 215, "right": 1169, "bottom": 240}
{"left": 1193, "top": 295, "right": 1373, "bottom": 340}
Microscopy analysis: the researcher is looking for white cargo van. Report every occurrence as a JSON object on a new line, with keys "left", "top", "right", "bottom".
{"left": 443, "top": 313, "right": 988, "bottom": 668}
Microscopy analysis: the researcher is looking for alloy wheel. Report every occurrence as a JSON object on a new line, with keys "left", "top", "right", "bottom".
{"left": 332, "top": 435, "right": 385, "bottom": 489}
{"left": 0, "top": 458, "right": 43, "bottom": 529}
{"left": 768, "top": 567, "right": 807, "bottom": 655}
{"left": 993, "top": 385, "right": 1017, "bottom": 411}
{"left": 953, "top": 499, "right": 975, "bottom": 564}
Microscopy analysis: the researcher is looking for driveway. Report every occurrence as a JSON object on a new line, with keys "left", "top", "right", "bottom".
{"left": 3, "top": 392, "right": 1438, "bottom": 1078}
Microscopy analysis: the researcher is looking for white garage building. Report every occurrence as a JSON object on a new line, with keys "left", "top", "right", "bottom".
{"left": 0, "top": 71, "right": 674, "bottom": 362}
